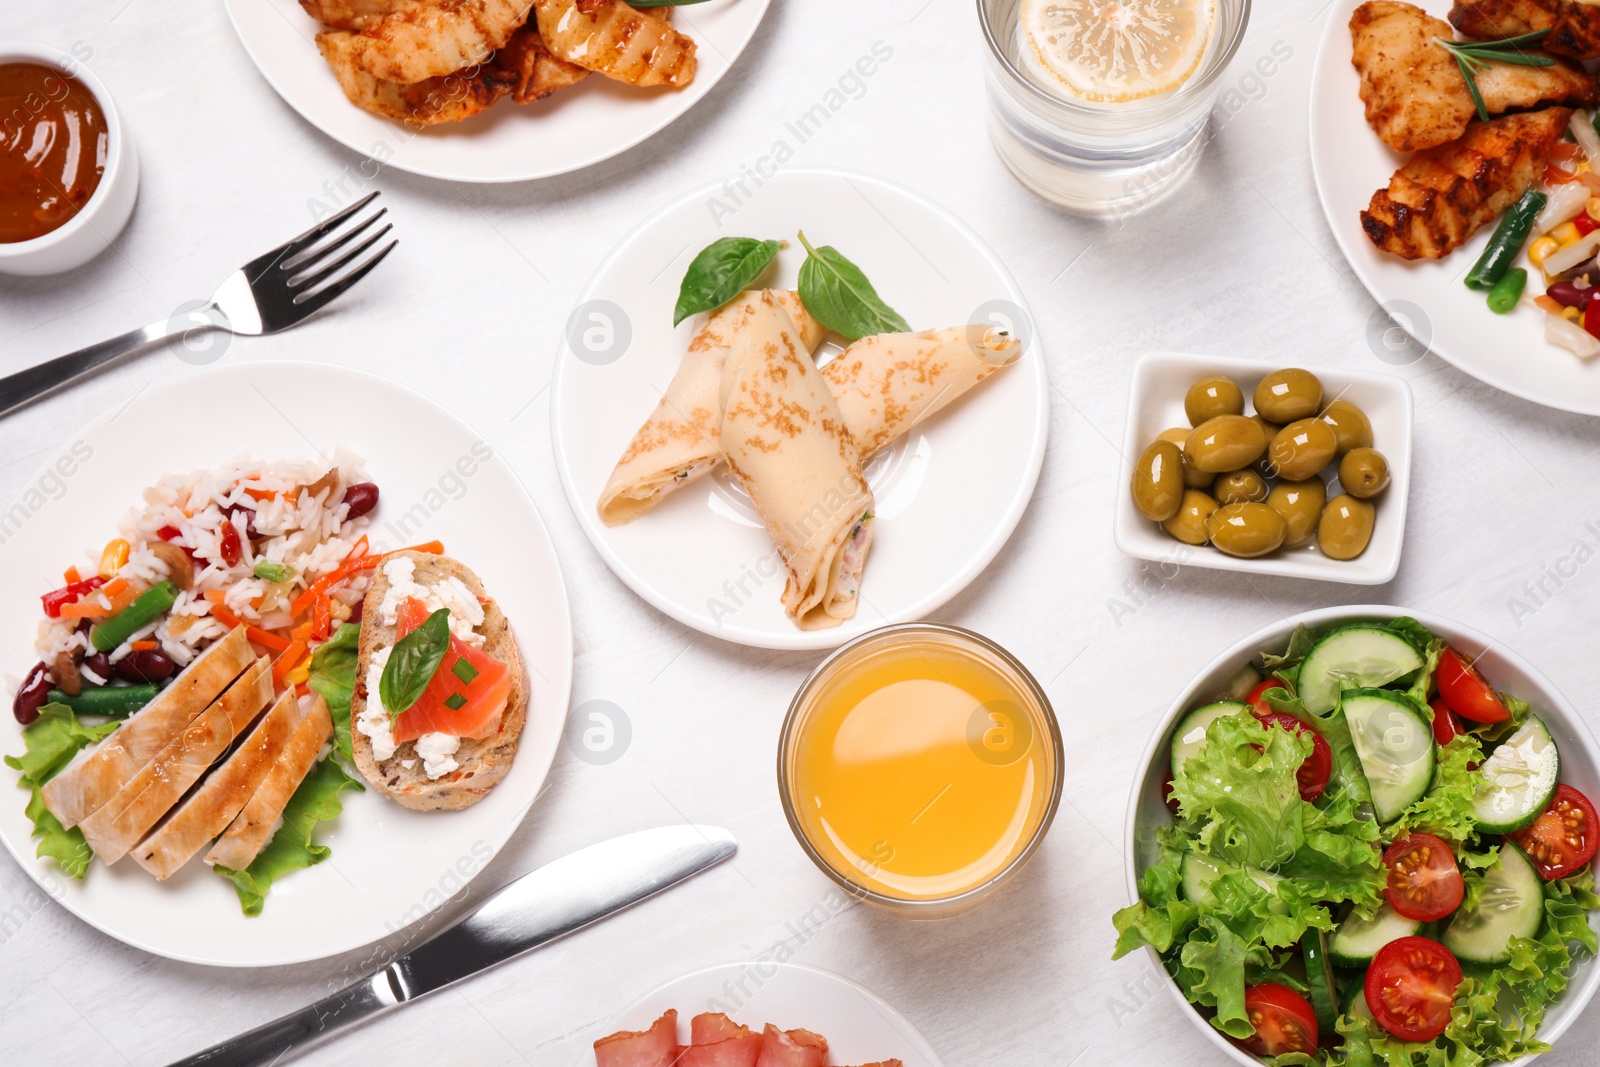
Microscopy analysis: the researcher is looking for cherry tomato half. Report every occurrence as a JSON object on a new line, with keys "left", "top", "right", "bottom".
{"left": 1239, "top": 983, "right": 1319, "bottom": 1057}
{"left": 1436, "top": 647, "right": 1509, "bottom": 723}
{"left": 1383, "top": 834, "right": 1465, "bottom": 922}
{"left": 1429, "top": 698, "right": 1465, "bottom": 747}
{"left": 1245, "top": 678, "right": 1282, "bottom": 717}
{"left": 1511, "top": 783, "right": 1600, "bottom": 880}
{"left": 1366, "top": 936, "right": 1463, "bottom": 1043}
{"left": 1259, "top": 712, "right": 1333, "bottom": 803}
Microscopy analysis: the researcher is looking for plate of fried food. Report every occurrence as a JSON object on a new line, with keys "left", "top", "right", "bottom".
{"left": 223, "top": 0, "right": 771, "bottom": 182}
{"left": 1311, "top": 0, "right": 1600, "bottom": 415}
{"left": 0, "top": 361, "right": 573, "bottom": 965}
{"left": 551, "top": 168, "right": 1049, "bottom": 651}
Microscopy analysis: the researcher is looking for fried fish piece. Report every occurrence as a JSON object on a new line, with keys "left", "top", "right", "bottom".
{"left": 1451, "top": 0, "right": 1600, "bottom": 61}
{"left": 534, "top": 0, "right": 696, "bottom": 88}
{"left": 1361, "top": 107, "right": 1572, "bottom": 259}
{"left": 299, "top": 0, "right": 426, "bottom": 32}
{"left": 318, "top": 29, "right": 515, "bottom": 124}
{"left": 492, "top": 23, "right": 591, "bottom": 103}
{"left": 1352, "top": 0, "right": 1596, "bottom": 153}
{"left": 337, "top": 0, "right": 530, "bottom": 83}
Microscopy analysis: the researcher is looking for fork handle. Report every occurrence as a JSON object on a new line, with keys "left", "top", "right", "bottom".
{"left": 0, "top": 315, "right": 201, "bottom": 419}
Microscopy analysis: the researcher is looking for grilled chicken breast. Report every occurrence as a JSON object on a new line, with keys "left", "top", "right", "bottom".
{"left": 205, "top": 695, "right": 334, "bottom": 871}
{"left": 1361, "top": 107, "right": 1574, "bottom": 259}
{"left": 493, "top": 23, "right": 591, "bottom": 104}
{"left": 1451, "top": 0, "right": 1600, "bottom": 61}
{"left": 334, "top": 0, "right": 528, "bottom": 83}
{"left": 1353, "top": 0, "right": 1596, "bottom": 153}
{"left": 534, "top": 0, "right": 696, "bottom": 88}
{"left": 317, "top": 29, "right": 516, "bottom": 124}
{"left": 299, "top": 0, "right": 427, "bottom": 32}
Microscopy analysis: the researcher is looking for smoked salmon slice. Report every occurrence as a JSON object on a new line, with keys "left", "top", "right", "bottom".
{"left": 389, "top": 597, "right": 510, "bottom": 743}
{"left": 593, "top": 1008, "right": 677, "bottom": 1067}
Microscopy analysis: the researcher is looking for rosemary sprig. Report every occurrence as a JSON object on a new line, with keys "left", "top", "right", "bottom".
{"left": 1435, "top": 31, "right": 1556, "bottom": 123}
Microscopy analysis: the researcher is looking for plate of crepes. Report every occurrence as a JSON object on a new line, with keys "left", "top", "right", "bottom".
{"left": 223, "top": 0, "right": 771, "bottom": 182}
{"left": 1312, "top": 0, "right": 1600, "bottom": 415}
{"left": 551, "top": 168, "right": 1049, "bottom": 650}
{"left": 0, "top": 361, "right": 572, "bottom": 966}
{"left": 581, "top": 962, "right": 943, "bottom": 1067}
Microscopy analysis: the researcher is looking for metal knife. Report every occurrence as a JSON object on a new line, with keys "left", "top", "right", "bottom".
{"left": 167, "top": 824, "right": 737, "bottom": 1067}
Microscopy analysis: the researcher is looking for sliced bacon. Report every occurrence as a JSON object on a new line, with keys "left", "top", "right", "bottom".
{"left": 690, "top": 1014, "right": 749, "bottom": 1045}
{"left": 679, "top": 1037, "right": 762, "bottom": 1067}
{"left": 594, "top": 1009, "right": 678, "bottom": 1067}
{"left": 753, "top": 1025, "right": 827, "bottom": 1067}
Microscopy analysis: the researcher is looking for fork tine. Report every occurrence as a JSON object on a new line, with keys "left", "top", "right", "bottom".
{"left": 269, "top": 190, "right": 382, "bottom": 268}
{"left": 289, "top": 240, "right": 398, "bottom": 318}
{"left": 290, "top": 224, "right": 393, "bottom": 295}
{"left": 282, "top": 207, "right": 389, "bottom": 274}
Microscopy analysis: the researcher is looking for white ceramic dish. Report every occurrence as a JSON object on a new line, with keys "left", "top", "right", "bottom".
{"left": 0, "top": 361, "right": 573, "bottom": 966}
{"left": 222, "top": 0, "right": 771, "bottom": 183}
{"left": 1125, "top": 605, "right": 1600, "bottom": 1067}
{"left": 1114, "top": 352, "right": 1412, "bottom": 584}
{"left": 576, "top": 961, "right": 945, "bottom": 1067}
{"left": 0, "top": 42, "right": 138, "bottom": 276}
{"left": 1309, "top": 0, "right": 1600, "bottom": 417}
{"left": 550, "top": 167, "right": 1050, "bottom": 651}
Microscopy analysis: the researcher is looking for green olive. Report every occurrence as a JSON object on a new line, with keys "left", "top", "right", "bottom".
{"left": 1268, "top": 418, "right": 1339, "bottom": 481}
{"left": 1320, "top": 400, "right": 1374, "bottom": 456}
{"left": 1156, "top": 427, "right": 1190, "bottom": 446}
{"left": 1185, "top": 376, "right": 1245, "bottom": 426}
{"left": 1131, "top": 441, "right": 1184, "bottom": 521}
{"left": 1214, "top": 468, "right": 1268, "bottom": 505}
{"left": 1206, "top": 502, "right": 1288, "bottom": 558}
{"left": 1318, "top": 494, "right": 1375, "bottom": 560}
{"left": 1249, "top": 413, "right": 1281, "bottom": 443}
{"left": 1338, "top": 447, "right": 1390, "bottom": 499}
{"left": 1163, "top": 489, "right": 1218, "bottom": 545}
{"left": 1184, "top": 415, "right": 1268, "bottom": 474}
{"left": 1254, "top": 368, "right": 1325, "bottom": 424}
{"left": 1266, "top": 478, "right": 1327, "bottom": 546}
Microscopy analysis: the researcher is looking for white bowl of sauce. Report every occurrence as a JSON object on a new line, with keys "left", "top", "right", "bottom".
{"left": 0, "top": 43, "right": 137, "bottom": 276}
{"left": 778, "top": 623, "right": 1062, "bottom": 916}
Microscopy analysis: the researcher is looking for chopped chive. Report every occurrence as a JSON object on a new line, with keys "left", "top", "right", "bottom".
{"left": 444, "top": 692, "right": 467, "bottom": 711}
{"left": 452, "top": 658, "right": 479, "bottom": 685}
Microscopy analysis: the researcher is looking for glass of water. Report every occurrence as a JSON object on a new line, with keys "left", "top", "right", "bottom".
{"left": 979, "top": 0, "right": 1252, "bottom": 217}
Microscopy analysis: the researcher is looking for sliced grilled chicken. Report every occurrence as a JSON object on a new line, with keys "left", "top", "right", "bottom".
{"left": 41, "top": 627, "right": 253, "bottom": 830}
{"left": 534, "top": 0, "right": 696, "bottom": 88}
{"left": 205, "top": 696, "right": 334, "bottom": 871}
{"left": 493, "top": 23, "right": 591, "bottom": 104}
{"left": 335, "top": 0, "right": 529, "bottom": 83}
{"left": 78, "top": 658, "right": 274, "bottom": 864}
{"left": 300, "top": 0, "right": 427, "bottom": 32}
{"left": 1451, "top": 0, "right": 1600, "bottom": 61}
{"left": 317, "top": 29, "right": 516, "bottom": 124}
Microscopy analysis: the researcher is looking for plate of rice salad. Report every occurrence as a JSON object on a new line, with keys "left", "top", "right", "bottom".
{"left": 0, "top": 361, "right": 572, "bottom": 966}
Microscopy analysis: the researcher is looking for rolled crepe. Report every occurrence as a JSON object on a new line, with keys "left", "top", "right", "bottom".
{"left": 597, "top": 290, "right": 824, "bottom": 526}
{"left": 719, "top": 291, "right": 875, "bottom": 630}
{"left": 822, "top": 325, "right": 1023, "bottom": 458}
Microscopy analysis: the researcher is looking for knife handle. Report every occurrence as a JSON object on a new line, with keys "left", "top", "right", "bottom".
{"left": 165, "top": 972, "right": 399, "bottom": 1067}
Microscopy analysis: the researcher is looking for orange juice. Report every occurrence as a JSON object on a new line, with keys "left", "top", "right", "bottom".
{"left": 781, "top": 626, "right": 1060, "bottom": 909}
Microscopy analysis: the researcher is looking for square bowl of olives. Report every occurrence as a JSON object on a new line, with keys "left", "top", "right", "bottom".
{"left": 1115, "top": 352, "right": 1412, "bottom": 585}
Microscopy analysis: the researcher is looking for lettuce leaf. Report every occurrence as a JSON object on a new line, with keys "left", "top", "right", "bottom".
{"left": 1263, "top": 625, "right": 1318, "bottom": 684}
{"left": 214, "top": 756, "right": 363, "bottom": 916}
{"left": 1384, "top": 735, "right": 1485, "bottom": 845}
{"left": 307, "top": 621, "right": 360, "bottom": 763}
{"left": 1173, "top": 914, "right": 1273, "bottom": 1039}
{"left": 4, "top": 703, "right": 119, "bottom": 879}
{"left": 1265, "top": 687, "right": 1374, "bottom": 813}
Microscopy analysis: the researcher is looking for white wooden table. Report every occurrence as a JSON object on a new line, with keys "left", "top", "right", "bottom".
{"left": 4, "top": 2, "right": 1600, "bottom": 1064}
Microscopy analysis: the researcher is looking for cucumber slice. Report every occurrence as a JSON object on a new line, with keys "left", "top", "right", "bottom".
{"left": 1169, "top": 700, "right": 1250, "bottom": 777}
{"left": 1329, "top": 902, "right": 1422, "bottom": 967}
{"left": 1342, "top": 980, "right": 1376, "bottom": 1025}
{"left": 1220, "top": 662, "right": 1264, "bottom": 702}
{"left": 1299, "top": 625, "right": 1426, "bottom": 715}
{"left": 1303, "top": 928, "right": 1339, "bottom": 1033}
{"left": 1342, "top": 689, "right": 1435, "bottom": 823}
{"left": 1180, "top": 852, "right": 1285, "bottom": 913}
{"left": 1442, "top": 843, "right": 1544, "bottom": 964}
{"left": 1472, "top": 716, "right": 1560, "bottom": 834}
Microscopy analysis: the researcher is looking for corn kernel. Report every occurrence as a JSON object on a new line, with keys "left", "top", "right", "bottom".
{"left": 1530, "top": 235, "right": 1561, "bottom": 267}
{"left": 1553, "top": 221, "right": 1583, "bottom": 246}
{"left": 1587, "top": 198, "right": 1600, "bottom": 224}
{"left": 1565, "top": 306, "right": 1583, "bottom": 322}
{"left": 98, "top": 538, "right": 130, "bottom": 579}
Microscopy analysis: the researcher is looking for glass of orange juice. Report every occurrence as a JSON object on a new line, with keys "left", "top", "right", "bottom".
{"left": 778, "top": 624, "right": 1062, "bottom": 916}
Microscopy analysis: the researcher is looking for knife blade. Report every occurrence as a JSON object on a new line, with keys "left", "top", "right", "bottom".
{"left": 167, "top": 823, "right": 737, "bottom": 1067}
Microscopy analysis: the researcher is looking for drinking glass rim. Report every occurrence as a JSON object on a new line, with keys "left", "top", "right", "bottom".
{"left": 977, "top": 0, "right": 1255, "bottom": 117}
{"left": 775, "top": 621, "right": 1065, "bottom": 912}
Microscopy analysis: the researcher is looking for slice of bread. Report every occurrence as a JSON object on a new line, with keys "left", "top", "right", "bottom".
{"left": 350, "top": 552, "right": 526, "bottom": 811}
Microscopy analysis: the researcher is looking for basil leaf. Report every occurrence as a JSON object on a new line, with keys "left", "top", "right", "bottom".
{"left": 796, "top": 231, "right": 911, "bottom": 342}
{"left": 380, "top": 608, "right": 450, "bottom": 718}
{"left": 673, "top": 237, "right": 780, "bottom": 326}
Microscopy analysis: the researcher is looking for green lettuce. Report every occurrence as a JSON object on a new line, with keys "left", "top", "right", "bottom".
{"left": 1112, "top": 824, "right": 1197, "bottom": 957}
{"left": 307, "top": 621, "right": 360, "bottom": 763}
{"left": 214, "top": 756, "right": 363, "bottom": 916}
{"left": 1263, "top": 625, "right": 1318, "bottom": 685}
{"left": 1265, "top": 687, "right": 1374, "bottom": 813}
{"left": 4, "top": 704, "right": 119, "bottom": 878}
{"left": 1384, "top": 735, "right": 1485, "bottom": 845}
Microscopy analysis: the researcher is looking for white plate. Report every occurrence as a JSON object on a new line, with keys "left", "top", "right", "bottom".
{"left": 223, "top": 0, "right": 771, "bottom": 182}
{"left": 0, "top": 361, "right": 573, "bottom": 966}
{"left": 578, "top": 962, "right": 944, "bottom": 1067}
{"left": 1114, "top": 352, "right": 1414, "bottom": 584}
{"left": 1309, "top": 0, "right": 1600, "bottom": 416}
{"left": 1126, "top": 606, "right": 1600, "bottom": 1067}
{"left": 550, "top": 167, "right": 1050, "bottom": 651}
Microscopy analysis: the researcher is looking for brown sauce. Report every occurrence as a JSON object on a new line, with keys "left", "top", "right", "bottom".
{"left": 0, "top": 62, "right": 108, "bottom": 243}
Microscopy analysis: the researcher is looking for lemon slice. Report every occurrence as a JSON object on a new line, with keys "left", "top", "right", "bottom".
{"left": 1021, "top": 0, "right": 1217, "bottom": 104}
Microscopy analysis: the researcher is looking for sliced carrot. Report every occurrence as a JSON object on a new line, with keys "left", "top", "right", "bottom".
{"left": 290, "top": 540, "right": 443, "bottom": 614}
{"left": 311, "top": 594, "right": 332, "bottom": 642}
{"left": 243, "top": 487, "right": 279, "bottom": 502}
{"left": 291, "top": 620, "right": 314, "bottom": 643}
{"left": 58, "top": 600, "right": 109, "bottom": 620}
{"left": 202, "top": 588, "right": 228, "bottom": 604}
{"left": 273, "top": 640, "right": 307, "bottom": 686}
{"left": 63, "top": 565, "right": 81, "bottom": 584}
{"left": 101, "top": 577, "right": 129, "bottom": 600}
{"left": 210, "top": 603, "right": 294, "bottom": 652}
{"left": 129, "top": 640, "right": 158, "bottom": 652}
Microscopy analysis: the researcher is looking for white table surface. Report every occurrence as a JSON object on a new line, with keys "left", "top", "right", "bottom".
{"left": 4, "top": 2, "right": 1600, "bottom": 1065}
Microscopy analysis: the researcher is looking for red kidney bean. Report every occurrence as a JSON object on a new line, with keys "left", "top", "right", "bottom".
{"left": 349, "top": 598, "right": 364, "bottom": 624}
{"left": 115, "top": 650, "right": 176, "bottom": 684}
{"left": 1547, "top": 281, "right": 1595, "bottom": 309}
{"left": 343, "top": 482, "right": 379, "bottom": 519}
{"left": 83, "top": 651, "right": 113, "bottom": 680}
{"left": 230, "top": 506, "right": 259, "bottom": 540}
{"left": 13, "top": 662, "right": 50, "bottom": 725}
{"left": 75, "top": 617, "right": 93, "bottom": 636}
{"left": 219, "top": 520, "right": 243, "bottom": 566}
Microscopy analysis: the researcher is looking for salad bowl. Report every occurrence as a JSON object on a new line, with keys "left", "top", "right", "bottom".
{"left": 1124, "top": 605, "right": 1600, "bottom": 1067}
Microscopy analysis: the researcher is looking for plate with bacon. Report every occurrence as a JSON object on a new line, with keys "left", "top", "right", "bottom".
{"left": 1311, "top": 0, "right": 1600, "bottom": 415}
{"left": 223, "top": 0, "right": 772, "bottom": 182}
{"left": 582, "top": 962, "right": 943, "bottom": 1067}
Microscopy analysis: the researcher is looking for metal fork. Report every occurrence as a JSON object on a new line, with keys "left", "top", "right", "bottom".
{"left": 0, "top": 191, "right": 396, "bottom": 419}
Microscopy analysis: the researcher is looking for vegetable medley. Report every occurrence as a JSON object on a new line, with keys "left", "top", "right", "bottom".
{"left": 1113, "top": 617, "right": 1599, "bottom": 1065}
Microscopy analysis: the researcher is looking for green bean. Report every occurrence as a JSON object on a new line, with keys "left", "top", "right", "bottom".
{"left": 47, "top": 684, "right": 158, "bottom": 718}
{"left": 90, "top": 581, "right": 177, "bottom": 652}
{"left": 1465, "top": 190, "right": 1547, "bottom": 291}
{"left": 1487, "top": 268, "right": 1528, "bottom": 314}
{"left": 253, "top": 560, "right": 295, "bottom": 583}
